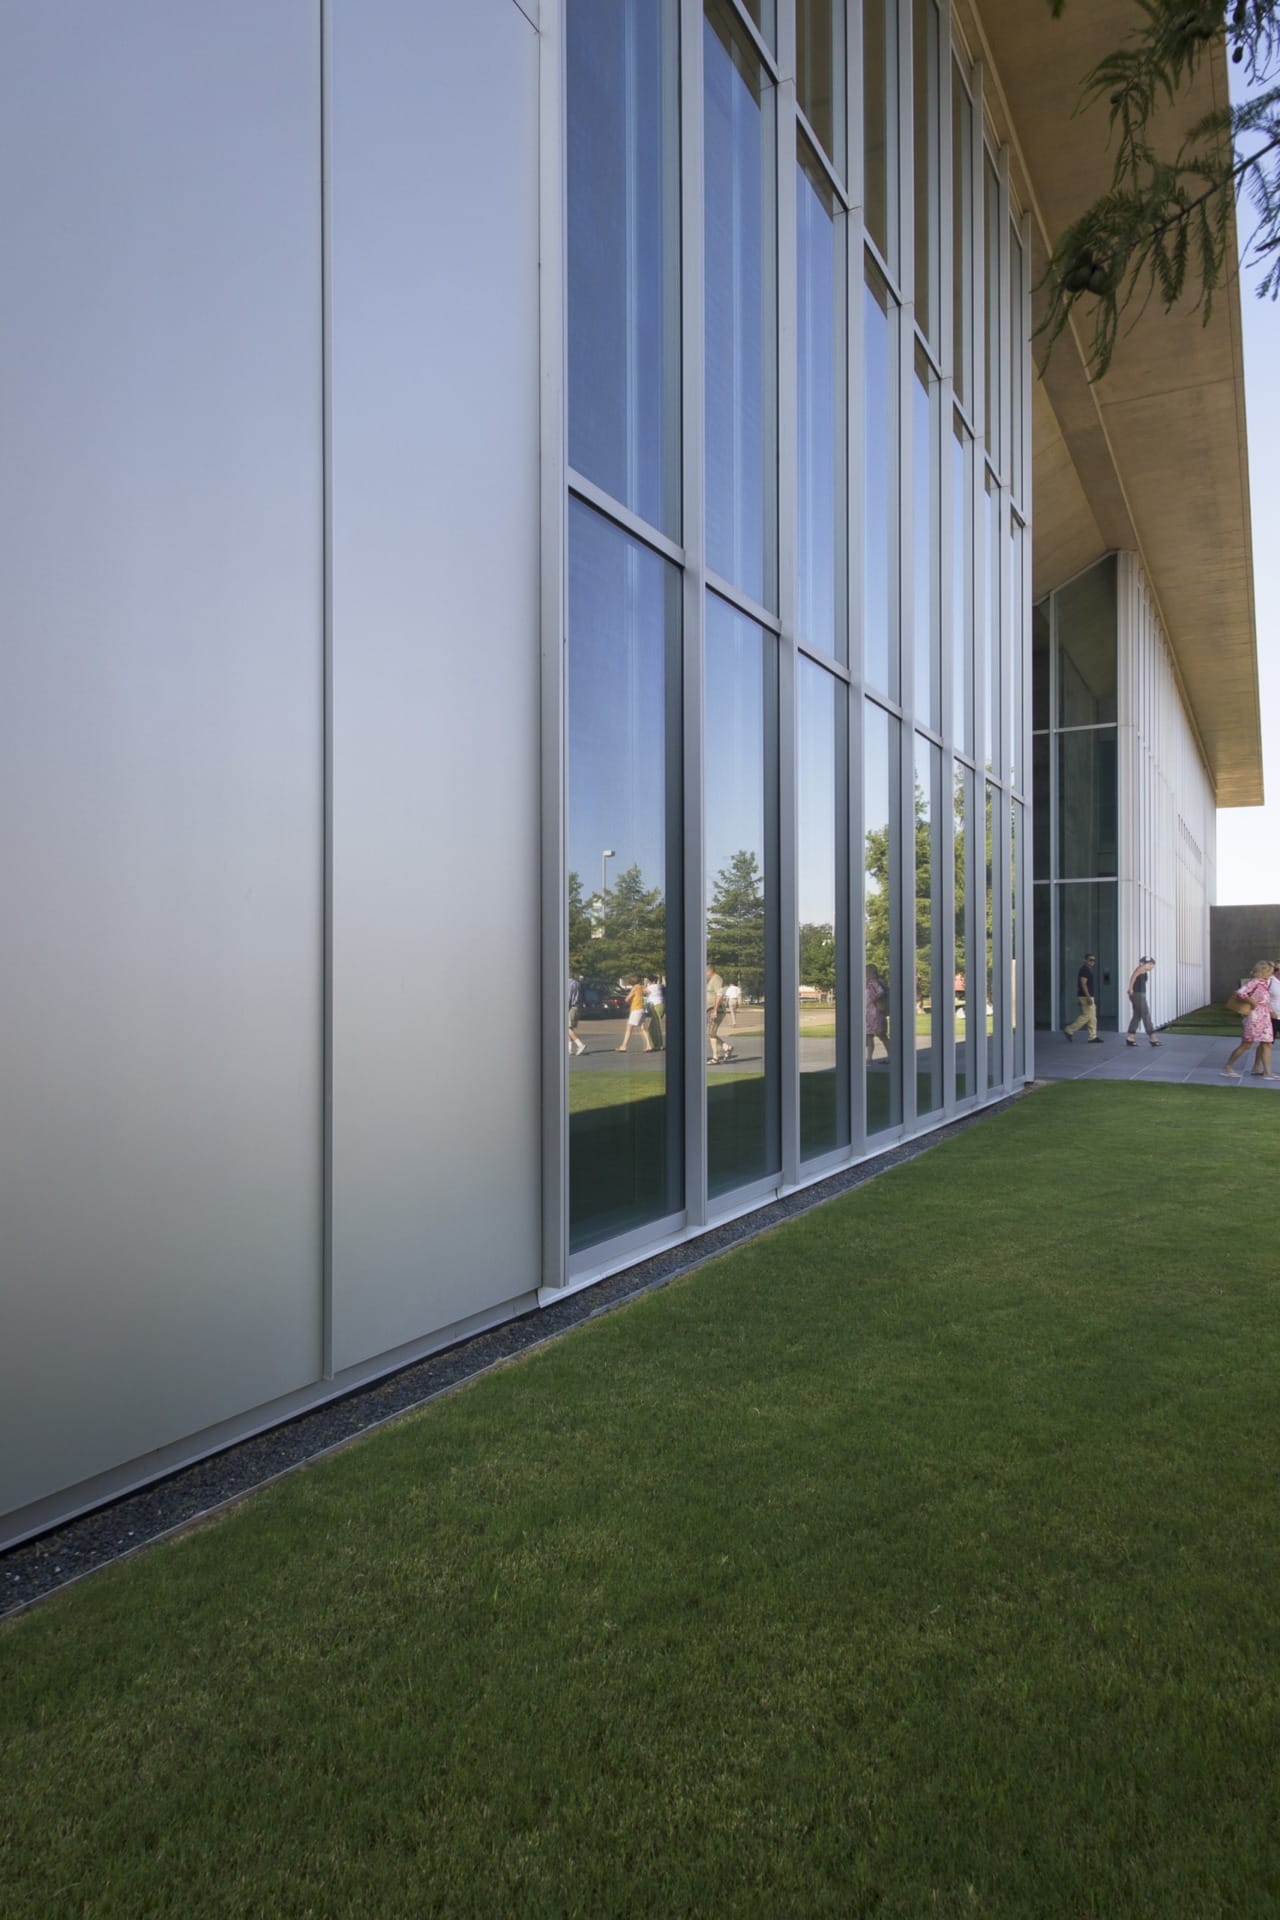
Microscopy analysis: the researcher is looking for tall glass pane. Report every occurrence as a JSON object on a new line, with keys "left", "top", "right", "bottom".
{"left": 1033, "top": 882, "right": 1052, "bottom": 1032}
{"left": 1058, "top": 882, "right": 1118, "bottom": 1031}
{"left": 797, "top": 140, "right": 843, "bottom": 660}
{"left": 1009, "top": 224, "right": 1025, "bottom": 500}
{"left": 567, "top": 0, "right": 680, "bottom": 537}
{"left": 912, "top": 0, "right": 939, "bottom": 345}
{"left": 1031, "top": 594, "right": 1050, "bottom": 732}
{"left": 951, "top": 414, "right": 973, "bottom": 755}
{"left": 863, "top": 0, "right": 898, "bottom": 268}
{"left": 797, "top": 0, "right": 846, "bottom": 176}
{"left": 567, "top": 499, "right": 683, "bottom": 1252}
{"left": 915, "top": 734, "right": 941, "bottom": 1115}
{"left": 953, "top": 762, "right": 972, "bottom": 1099}
{"left": 983, "top": 154, "right": 1002, "bottom": 460}
{"left": 864, "top": 701, "right": 902, "bottom": 1134}
{"left": 706, "top": 593, "right": 778, "bottom": 1195}
{"left": 912, "top": 343, "right": 939, "bottom": 732}
{"left": 705, "top": 2, "right": 776, "bottom": 608}
{"left": 983, "top": 470, "right": 999, "bottom": 773}
{"left": 1011, "top": 798, "right": 1024, "bottom": 1077}
{"left": 799, "top": 660, "right": 847, "bottom": 1157}
{"left": 1057, "top": 553, "right": 1117, "bottom": 727}
{"left": 1009, "top": 518, "right": 1024, "bottom": 790}
{"left": 951, "top": 64, "right": 972, "bottom": 410}
{"left": 863, "top": 266, "right": 899, "bottom": 699}
{"left": 1058, "top": 728, "right": 1118, "bottom": 878}
{"left": 1032, "top": 731, "right": 1050, "bottom": 879}
{"left": 985, "top": 780, "right": 1000, "bottom": 1088}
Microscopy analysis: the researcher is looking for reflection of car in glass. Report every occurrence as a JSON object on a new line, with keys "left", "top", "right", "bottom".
{"left": 580, "top": 980, "right": 628, "bottom": 1017}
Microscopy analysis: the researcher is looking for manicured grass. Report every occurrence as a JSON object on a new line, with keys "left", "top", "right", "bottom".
{"left": 5, "top": 1083, "right": 1280, "bottom": 1917}
{"left": 1164, "top": 1001, "right": 1244, "bottom": 1036}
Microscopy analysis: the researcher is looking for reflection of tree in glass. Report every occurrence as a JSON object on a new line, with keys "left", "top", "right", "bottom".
{"left": 568, "top": 865, "right": 665, "bottom": 982}
{"left": 863, "top": 818, "right": 891, "bottom": 986}
{"left": 707, "top": 849, "right": 765, "bottom": 998}
{"left": 799, "top": 922, "right": 836, "bottom": 995}
{"left": 568, "top": 872, "right": 594, "bottom": 979}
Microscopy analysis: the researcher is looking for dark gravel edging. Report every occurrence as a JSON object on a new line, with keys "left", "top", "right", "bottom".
{"left": 1, "top": 1092, "right": 1028, "bottom": 1621}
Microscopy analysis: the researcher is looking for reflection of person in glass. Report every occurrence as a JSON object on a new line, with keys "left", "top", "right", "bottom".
{"left": 567, "top": 973, "right": 586, "bottom": 1056}
{"left": 706, "top": 964, "right": 732, "bottom": 1064}
{"left": 644, "top": 976, "right": 665, "bottom": 1051}
{"left": 865, "top": 965, "right": 888, "bottom": 1061}
{"left": 617, "top": 976, "right": 654, "bottom": 1053}
{"left": 724, "top": 981, "right": 741, "bottom": 1028}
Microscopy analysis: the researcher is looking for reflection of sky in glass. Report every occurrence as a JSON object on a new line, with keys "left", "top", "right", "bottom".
{"left": 705, "top": 9, "right": 769, "bottom": 604}
{"left": 863, "top": 277, "right": 895, "bottom": 696}
{"left": 798, "top": 658, "right": 836, "bottom": 925}
{"left": 797, "top": 155, "right": 837, "bottom": 656}
{"left": 567, "top": 0, "right": 679, "bottom": 536}
{"left": 567, "top": 498, "right": 673, "bottom": 894}
{"left": 705, "top": 592, "right": 765, "bottom": 899}
{"left": 985, "top": 159, "right": 1002, "bottom": 452}
{"left": 913, "top": 361, "right": 936, "bottom": 728}
{"left": 952, "top": 71, "right": 970, "bottom": 409}
{"left": 952, "top": 420, "right": 971, "bottom": 754}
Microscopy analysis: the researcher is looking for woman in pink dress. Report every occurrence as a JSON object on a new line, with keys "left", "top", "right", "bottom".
{"left": 1222, "top": 960, "right": 1274, "bottom": 1078}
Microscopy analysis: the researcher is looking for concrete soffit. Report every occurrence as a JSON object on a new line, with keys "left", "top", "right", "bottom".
{"left": 959, "top": 0, "right": 1262, "bottom": 808}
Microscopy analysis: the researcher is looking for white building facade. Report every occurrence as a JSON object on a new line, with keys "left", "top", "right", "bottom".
{"left": 0, "top": 0, "right": 1255, "bottom": 1547}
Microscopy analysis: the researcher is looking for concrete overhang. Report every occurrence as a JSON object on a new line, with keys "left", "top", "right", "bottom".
{"left": 965, "top": 0, "right": 1262, "bottom": 806}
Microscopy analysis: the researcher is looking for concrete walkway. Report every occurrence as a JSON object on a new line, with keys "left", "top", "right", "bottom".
{"left": 1034, "top": 1027, "right": 1280, "bottom": 1089}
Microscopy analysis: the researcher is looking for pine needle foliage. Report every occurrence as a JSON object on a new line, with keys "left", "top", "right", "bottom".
{"left": 1041, "top": 0, "right": 1280, "bottom": 377}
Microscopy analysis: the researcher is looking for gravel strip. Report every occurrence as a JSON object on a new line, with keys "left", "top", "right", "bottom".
{"left": 1, "top": 1095, "right": 1024, "bottom": 1620}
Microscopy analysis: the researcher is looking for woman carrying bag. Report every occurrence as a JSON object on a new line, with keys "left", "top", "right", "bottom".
{"left": 1222, "top": 961, "right": 1275, "bottom": 1079}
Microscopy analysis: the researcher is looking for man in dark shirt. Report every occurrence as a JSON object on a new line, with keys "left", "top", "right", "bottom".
{"left": 1063, "top": 952, "right": 1102, "bottom": 1043}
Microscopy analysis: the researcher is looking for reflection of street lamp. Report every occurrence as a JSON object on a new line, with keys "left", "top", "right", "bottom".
{"left": 601, "top": 848, "right": 615, "bottom": 901}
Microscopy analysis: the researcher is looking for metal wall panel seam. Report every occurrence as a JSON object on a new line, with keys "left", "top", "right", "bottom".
{"left": 681, "top": 0, "right": 709, "bottom": 1232}
{"left": 538, "top": 0, "right": 570, "bottom": 1288}
{"left": 320, "top": 0, "right": 336, "bottom": 1375}
{"left": 777, "top": 54, "right": 801, "bottom": 1188}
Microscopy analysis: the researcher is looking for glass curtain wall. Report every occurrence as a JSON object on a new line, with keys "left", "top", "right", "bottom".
{"left": 705, "top": 1, "right": 777, "bottom": 610}
{"left": 705, "top": 594, "right": 779, "bottom": 1194}
{"left": 798, "top": 659, "right": 848, "bottom": 1158}
{"left": 1031, "top": 556, "right": 1120, "bottom": 1031}
{"left": 561, "top": 0, "right": 1030, "bottom": 1274}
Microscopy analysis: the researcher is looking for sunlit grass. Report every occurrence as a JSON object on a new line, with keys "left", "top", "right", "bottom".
{"left": 5, "top": 1083, "right": 1279, "bottom": 1918}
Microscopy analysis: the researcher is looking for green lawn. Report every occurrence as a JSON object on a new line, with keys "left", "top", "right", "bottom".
{"left": 4, "top": 1083, "right": 1280, "bottom": 1918}
{"left": 1163, "top": 1001, "right": 1244, "bottom": 1036}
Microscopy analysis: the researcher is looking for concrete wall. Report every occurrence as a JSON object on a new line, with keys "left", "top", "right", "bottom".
{"left": 1211, "top": 907, "right": 1280, "bottom": 1005}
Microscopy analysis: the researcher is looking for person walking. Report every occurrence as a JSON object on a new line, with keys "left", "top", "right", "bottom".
{"left": 1222, "top": 960, "right": 1274, "bottom": 1078}
{"left": 1124, "top": 955, "right": 1160, "bottom": 1047}
{"left": 706, "top": 964, "right": 731, "bottom": 1064}
{"left": 617, "top": 976, "right": 654, "bottom": 1054}
{"left": 1063, "top": 952, "right": 1103, "bottom": 1044}
{"left": 567, "top": 974, "right": 586, "bottom": 1055}
{"left": 644, "top": 975, "right": 665, "bottom": 1052}
{"left": 1248, "top": 962, "right": 1280, "bottom": 1079}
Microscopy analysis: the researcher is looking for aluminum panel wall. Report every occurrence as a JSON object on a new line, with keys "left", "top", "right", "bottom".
{"left": 328, "top": 0, "right": 542, "bottom": 1369}
{"left": 0, "top": 5, "right": 325, "bottom": 1520}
